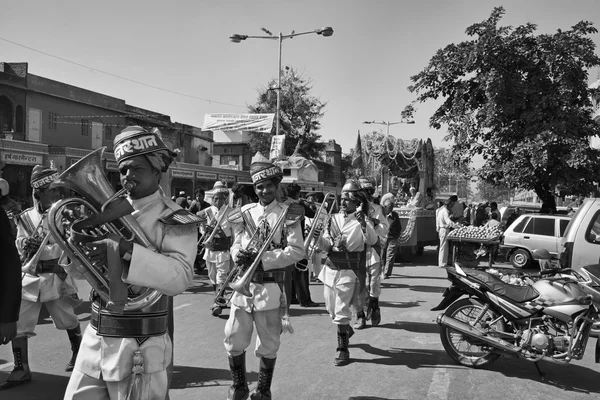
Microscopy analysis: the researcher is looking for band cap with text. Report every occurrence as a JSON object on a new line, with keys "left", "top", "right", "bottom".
{"left": 31, "top": 164, "right": 59, "bottom": 190}
{"left": 113, "top": 126, "right": 169, "bottom": 164}
{"left": 249, "top": 152, "right": 283, "bottom": 185}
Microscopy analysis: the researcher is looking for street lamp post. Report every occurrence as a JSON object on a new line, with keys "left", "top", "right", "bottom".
{"left": 362, "top": 119, "right": 415, "bottom": 194}
{"left": 230, "top": 27, "right": 334, "bottom": 148}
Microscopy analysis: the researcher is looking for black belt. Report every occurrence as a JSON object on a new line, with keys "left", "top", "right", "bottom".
{"left": 251, "top": 270, "right": 285, "bottom": 284}
{"left": 210, "top": 236, "right": 232, "bottom": 251}
{"left": 328, "top": 251, "right": 361, "bottom": 271}
{"left": 90, "top": 303, "right": 168, "bottom": 338}
{"left": 37, "top": 259, "right": 63, "bottom": 274}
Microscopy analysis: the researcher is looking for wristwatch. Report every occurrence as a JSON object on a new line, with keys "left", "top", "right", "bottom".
{"left": 122, "top": 250, "right": 132, "bottom": 262}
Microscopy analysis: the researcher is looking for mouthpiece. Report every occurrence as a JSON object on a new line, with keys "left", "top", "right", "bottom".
{"left": 124, "top": 182, "right": 136, "bottom": 191}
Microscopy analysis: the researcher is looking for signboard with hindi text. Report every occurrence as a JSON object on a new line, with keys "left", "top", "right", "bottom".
{"left": 202, "top": 113, "right": 275, "bottom": 133}
{"left": 1, "top": 151, "right": 43, "bottom": 166}
{"left": 171, "top": 169, "right": 194, "bottom": 179}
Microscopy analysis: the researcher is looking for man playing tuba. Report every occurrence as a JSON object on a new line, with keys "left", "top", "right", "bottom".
{"left": 224, "top": 153, "right": 305, "bottom": 400}
{"left": 0, "top": 165, "right": 82, "bottom": 390}
{"left": 63, "top": 126, "right": 197, "bottom": 400}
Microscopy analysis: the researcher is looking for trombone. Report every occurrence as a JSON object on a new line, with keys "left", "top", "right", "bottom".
{"left": 296, "top": 192, "right": 337, "bottom": 271}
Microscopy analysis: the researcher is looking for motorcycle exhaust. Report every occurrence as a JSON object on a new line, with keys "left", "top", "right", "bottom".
{"left": 437, "top": 314, "right": 520, "bottom": 355}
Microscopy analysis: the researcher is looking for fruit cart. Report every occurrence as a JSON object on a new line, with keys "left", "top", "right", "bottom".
{"left": 446, "top": 225, "right": 504, "bottom": 268}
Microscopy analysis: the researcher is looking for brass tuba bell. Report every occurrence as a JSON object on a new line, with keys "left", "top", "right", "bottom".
{"left": 47, "top": 147, "right": 162, "bottom": 311}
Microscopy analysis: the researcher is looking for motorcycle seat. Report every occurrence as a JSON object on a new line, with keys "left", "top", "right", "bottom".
{"left": 463, "top": 268, "right": 539, "bottom": 303}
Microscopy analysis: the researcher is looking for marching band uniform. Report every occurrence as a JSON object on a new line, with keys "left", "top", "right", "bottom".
{"left": 0, "top": 165, "right": 81, "bottom": 390}
{"left": 199, "top": 180, "right": 233, "bottom": 316}
{"left": 352, "top": 178, "right": 389, "bottom": 329}
{"left": 317, "top": 180, "right": 377, "bottom": 366}
{"left": 63, "top": 126, "right": 197, "bottom": 400}
{"left": 224, "top": 153, "right": 304, "bottom": 400}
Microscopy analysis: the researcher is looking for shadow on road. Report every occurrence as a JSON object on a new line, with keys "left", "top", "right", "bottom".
{"left": 388, "top": 321, "right": 439, "bottom": 334}
{"left": 348, "top": 397, "right": 405, "bottom": 400}
{"left": 185, "top": 280, "right": 215, "bottom": 295}
{"left": 349, "top": 345, "right": 449, "bottom": 369}
{"left": 0, "top": 371, "right": 69, "bottom": 399}
{"left": 170, "top": 365, "right": 258, "bottom": 389}
{"left": 380, "top": 282, "right": 445, "bottom": 294}
{"left": 380, "top": 301, "right": 424, "bottom": 309}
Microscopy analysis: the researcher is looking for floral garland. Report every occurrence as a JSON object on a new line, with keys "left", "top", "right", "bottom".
{"left": 397, "top": 209, "right": 418, "bottom": 244}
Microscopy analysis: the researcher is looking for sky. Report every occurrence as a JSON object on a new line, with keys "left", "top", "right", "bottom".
{"left": 2, "top": 0, "right": 600, "bottom": 170}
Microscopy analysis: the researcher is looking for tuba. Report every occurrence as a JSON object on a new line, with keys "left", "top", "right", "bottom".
{"left": 47, "top": 147, "right": 162, "bottom": 311}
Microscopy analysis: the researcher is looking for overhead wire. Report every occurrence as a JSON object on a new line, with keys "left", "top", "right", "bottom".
{"left": 0, "top": 37, "right": 246, "bottom": 108}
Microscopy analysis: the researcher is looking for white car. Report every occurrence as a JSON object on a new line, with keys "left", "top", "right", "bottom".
{"left": 499, "top": 213, "right": 571, "bottom": 268}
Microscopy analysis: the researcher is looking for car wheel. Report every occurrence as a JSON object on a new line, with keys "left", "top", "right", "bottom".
{"left": 510, "top": 249, "right": 531, "bottom": 269}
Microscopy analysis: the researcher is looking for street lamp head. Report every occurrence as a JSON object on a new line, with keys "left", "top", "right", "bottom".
{"left": 405, "top": 120, "right": 416, "bottom": 124}
{"left": 229, "top": 34, "right": 247, "bottom": 43}
{"left": 316, "top": 27, "right": 334, "bottom": 37}
{"left": 362, "top": 120, "right": 374, "bottom": 124}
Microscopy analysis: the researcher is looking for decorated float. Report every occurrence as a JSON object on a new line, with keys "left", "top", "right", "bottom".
{"left": 362, "top": 134, "right": 438, "bottom": 255}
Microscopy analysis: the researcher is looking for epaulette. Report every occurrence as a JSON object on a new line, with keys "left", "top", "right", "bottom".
{"left": 159, "top": 198, "right": 202, "bottom": 226}
{"left": 228, "top": 203, "right": 256, "bottom": 224}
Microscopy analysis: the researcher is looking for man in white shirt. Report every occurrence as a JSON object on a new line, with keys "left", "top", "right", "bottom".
{"left": 436, "top": 198, "right": 457, "bottom": 267}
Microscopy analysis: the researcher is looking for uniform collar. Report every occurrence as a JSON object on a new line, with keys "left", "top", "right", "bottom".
{"left": 129, "top": 190, "right": 161, "bottom": 211}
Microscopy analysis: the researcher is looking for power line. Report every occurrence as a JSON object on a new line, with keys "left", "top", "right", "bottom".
{"left": 0, "top": 37, "right": 246, "bottom": 109}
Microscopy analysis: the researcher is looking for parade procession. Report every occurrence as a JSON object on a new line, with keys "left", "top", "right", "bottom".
{"left": 4, "top": 2, "right": 600, "bottom": 400}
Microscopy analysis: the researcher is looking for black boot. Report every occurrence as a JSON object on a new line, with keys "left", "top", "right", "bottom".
{"left": 365, "top": 295, "right": 373, "bottom": 321}
{"left": 334, "top": 325, "right": 350, "bottom": 366}
{"left": 65, "top": 325, "right": 82, "bottom": 372}
{"left": 250, "top": 357, "right": 276, "bottom": 400}
{"left": 371, "top": 297, "right": 381, "bottom": 326}
{"left": 0, "top": 337, "right": 32, "bottom": 390}
{"left": 227, "top": 352, "right": 249, "bottom": 400}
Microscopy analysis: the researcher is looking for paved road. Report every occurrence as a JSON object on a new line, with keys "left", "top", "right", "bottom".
{"left": 1, "top": 248, "right": 599, "bottom": 400}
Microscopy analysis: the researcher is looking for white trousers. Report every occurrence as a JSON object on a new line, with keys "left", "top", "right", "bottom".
{"left": 17, "top": 297, "right": 79, "bottom": 337}
{"left": 323, "top": 278, "right": 356, "bottom": 325}
{"left": 206, "top": 259, "right": 231, "bottom": 286}
{"left": 223, "top": 305, "right": 282, "bottom": 359}
{"left": 64, "top": 368, "right": 168, "bottom": 400}
{"left": 438, "top": 228, "right": 450, "bottom": 267}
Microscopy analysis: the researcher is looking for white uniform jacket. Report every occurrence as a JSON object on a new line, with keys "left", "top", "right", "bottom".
{"left": 75, "top": 190, "right": 196, "bottom": 382}
{"left": 230, "top": 201, "right": 304, "bottom": 313}
{"left": 201, "top": 204, "right": 232, "bottom": 264}
{"left": 16, "top": 207, "right": 78, "bottom": 302}
{"left": 317, "top": 213, "right": 378, "bottom": 288}
{"left": 366, "top": 202, "right": 389, "bottom": 267}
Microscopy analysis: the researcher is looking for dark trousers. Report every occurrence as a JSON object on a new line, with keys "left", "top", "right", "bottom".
{"left": 382, "top": 238, "right": 400, "bottom": 276}
{"left": 284, "top": 262, "right": 314, "bottom": 309}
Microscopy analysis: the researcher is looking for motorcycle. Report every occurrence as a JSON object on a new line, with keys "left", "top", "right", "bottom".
{"left": 432, "top": 261, "right": 600, "bottom": 376}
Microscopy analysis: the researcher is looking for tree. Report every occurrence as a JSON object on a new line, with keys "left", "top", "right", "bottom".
{"left": 408, "top": 7, "right": 600, "bottom": 212}
{"left": 476, "top": 181, "right": 514, "bottom": 204}
{"left": 434, "top": 147, "right": 472, "bottom": 198}
{"left": 247, "top": 67, "right": 327, "bottom": 159}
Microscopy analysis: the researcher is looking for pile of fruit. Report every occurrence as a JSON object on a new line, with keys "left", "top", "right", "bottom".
{"left": 447, "top": 225, "right": 503, "bottom": 241}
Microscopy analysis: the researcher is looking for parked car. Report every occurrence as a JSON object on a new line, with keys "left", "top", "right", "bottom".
{"left": 559, "top": 198, "right": 600, "bottom": 271}
{"left": 499, "top": 213, "right": 571, "bottom": 268}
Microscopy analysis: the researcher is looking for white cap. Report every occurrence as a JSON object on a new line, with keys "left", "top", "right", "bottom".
{"left": 0, "top": 178, "right": 8, "bottom": 196}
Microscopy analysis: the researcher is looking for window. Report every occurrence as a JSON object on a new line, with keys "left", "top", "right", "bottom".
{"left": 103, "top": 125, "right": 112, "bottom": 140}
{"left": 559, "top": 219, "right": 570, "bottom": 237}
{"left": 220, "top": 155, "right": 238, "bottom": 165}
{"left": 48, "top": 112, "right": 59, "bottom": 130}
{"left": 513, "top": 217, "right": 529, "bottom": 233}
{"left": 523, "top": 217, "right": 555, "bottom": 236}
{"left": 81, "top": 119, "right": 90, "bottom": 136}
{"left": 585, "top": 211, "right": 600, "bottom": 243}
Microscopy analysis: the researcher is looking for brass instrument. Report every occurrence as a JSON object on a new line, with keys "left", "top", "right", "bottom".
{"left": 198, "top": 205, "right": 231, "bottom": 248}
{"left": 229, "top": 203, "right": 303, "bottom": 297}
{"left": 296, "top": 193, "right": 338, "bottom": 271}
{"left": 14, "top": 210, "right": 47, "bottom": 264}
{"left": 46, "top": 147, "right": 162, "bottom": 311}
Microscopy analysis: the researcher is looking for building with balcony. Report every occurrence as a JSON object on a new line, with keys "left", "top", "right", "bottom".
{"left": 0, "top": 62, "right": 249, "bottom": 207}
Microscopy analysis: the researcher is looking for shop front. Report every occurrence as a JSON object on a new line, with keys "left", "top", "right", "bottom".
{"left": 0, "top": 138, "right": 48, "bottom": 209}
{"left": 196, "top": 171, "right": 218, "bottom": 192}
{"left": 170, "top": 168, "right": 195, "bottom": 199}
{"left": 218, "top": 173, "right": 236, "bottom": 186}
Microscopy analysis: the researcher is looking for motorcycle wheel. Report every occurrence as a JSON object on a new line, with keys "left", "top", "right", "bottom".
{"left": 440, "top": 298, "right": 505, "bottom": 368}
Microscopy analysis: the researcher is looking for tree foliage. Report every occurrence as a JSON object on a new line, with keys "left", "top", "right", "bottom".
{"left": 408, "top": 7, "right": 600, "bottom": 210}
{"left": 434, "top": 147, "right": 473, "bottom": 198}
{"left": 247, "top": 68, "right": 327, "bottom": 159}
{"left": 476, "top": 180, "right": 514, "bottom": 204}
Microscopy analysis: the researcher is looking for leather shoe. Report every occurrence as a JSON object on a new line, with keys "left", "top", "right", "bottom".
{"left": 301, "top": 301, "right": 319, "bottom": 307}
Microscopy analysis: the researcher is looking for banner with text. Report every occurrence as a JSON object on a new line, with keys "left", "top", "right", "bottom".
{"left": 202, "top": 113, "right": 275, "bottom": 133}
{"left": 269, "top": 135, "right": 285, "bottom": 160}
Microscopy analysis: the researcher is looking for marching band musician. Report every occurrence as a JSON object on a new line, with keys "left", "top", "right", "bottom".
{"left": 63, "top": 126, "right": 197, "bottom": 400}
{"left": 352, "top": 178, "right": 389, "bottom": 329}
{"left": 0, "top": 165, "right": 82, "bottom": 390}
{"left": 224, "top": 153, "right": 304, "bottom": 400}
{"left": 198, "top": 180, "right": 234, "bottom": 317}
{"left": 316, "top": 179, "right": 378, "bottom": 366}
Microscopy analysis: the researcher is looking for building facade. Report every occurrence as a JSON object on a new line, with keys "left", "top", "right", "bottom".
{"left": 0, "top": 62, "right": 250, "bottom": 207}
